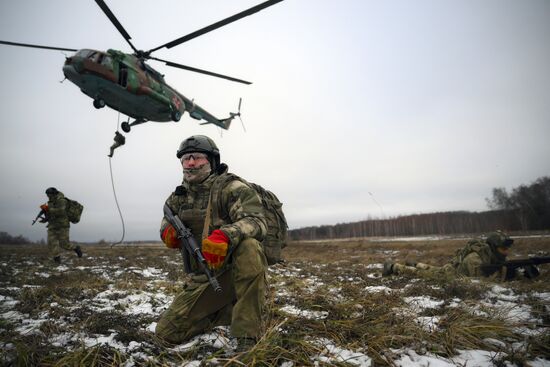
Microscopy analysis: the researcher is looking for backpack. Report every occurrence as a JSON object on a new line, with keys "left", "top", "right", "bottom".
{"left": 451, "top": 238, "right": 491, "bottom": 268}
{"left": 65, "top": 198, "right": 84, "bottom": 224}
{"left": 209, "top": 173, "right": 288, "bottom": 265}
{"left": 248, "top": 182, "right": 288, "bottom": 265}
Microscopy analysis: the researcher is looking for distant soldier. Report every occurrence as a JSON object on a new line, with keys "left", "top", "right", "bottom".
{"left": 155, "top": 135, "right": 268, "bottom": 353}
{"left": 41, "top": 187, "right": 83, "bottom": 263}
{"left": 383, "top": 231, "right": 515, "bottom": 280}
{"left": 108, "top": 131, "right": 126, "bottom": 157}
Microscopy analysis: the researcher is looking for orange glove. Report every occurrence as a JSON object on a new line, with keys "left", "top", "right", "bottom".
{"left": 161, "top": 223, "right": 181, "bottom": 249}
{"left": 40, "top": 204, "right": 49, "bottom": 212}
{"left": 202, "top": 230, "right": 229, "bottom": 270}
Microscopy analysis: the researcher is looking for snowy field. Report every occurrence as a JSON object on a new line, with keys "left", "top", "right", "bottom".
{"left": 1, "top": 237, "right": 549, "bottom": 366}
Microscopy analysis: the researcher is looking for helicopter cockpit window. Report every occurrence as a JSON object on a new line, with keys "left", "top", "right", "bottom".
{"left": 87, "top": 52, "right": 98, "bottom": 61}
{"left": 101, "top": 55, "right": 112, "bottom": 69}
{"left": 76, "top": 49, "right": 93, "bottom": 58}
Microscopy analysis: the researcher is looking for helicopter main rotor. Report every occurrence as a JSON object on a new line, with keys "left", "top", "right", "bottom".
{"left": 1, "top": 0, "right": 284, "bottom": 85}
{"left": 94, "top": 0, "right": 284, "bottom": 84}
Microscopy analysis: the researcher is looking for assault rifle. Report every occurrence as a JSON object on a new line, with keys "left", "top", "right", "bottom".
{"left": 31, "top": 209, "right": 47, "bottom": 225}
{"left": 163, "top": 204, "right": 222, "bottom": 293}
{"left": 480, "top": 256, "right": 550, "bottom": 280}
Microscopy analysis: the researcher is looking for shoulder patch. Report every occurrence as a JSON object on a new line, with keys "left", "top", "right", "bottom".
{"left": 175, "top": 185, "right": 187, "bottom": 196}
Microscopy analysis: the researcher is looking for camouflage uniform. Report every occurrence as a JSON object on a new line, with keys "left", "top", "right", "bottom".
{"left": 390, "top": 233, "right": 510, "bottom": 279}
{"left": 155, "top": 165, "right": 268, "bottom": 344}
{"left": 46, "top": 190, "right": 78, "bottom": 259}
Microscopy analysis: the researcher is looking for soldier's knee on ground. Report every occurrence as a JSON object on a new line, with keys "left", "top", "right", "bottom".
{"left": 233, "top": 238, "right": 267, "bottom": 281}
{"left": 156, "top": 314, "right": 211, "bottom": 344}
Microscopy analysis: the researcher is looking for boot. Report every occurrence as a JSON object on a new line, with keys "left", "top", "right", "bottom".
{"left": 53, "top": 256, "right": 61, "bottom": 264}
{"left": 382, "top": 261, "right": 394, "bottom": 276}
{"left": 235, "top": 337, "right": 256, "bottom": 354}
{"left": 74, "top": 245, "right": 83, "bottom": 258}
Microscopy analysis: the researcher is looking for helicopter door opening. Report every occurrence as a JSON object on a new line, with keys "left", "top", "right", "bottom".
{"left": 118, "top": 63, "right": 128, "bottom": 88}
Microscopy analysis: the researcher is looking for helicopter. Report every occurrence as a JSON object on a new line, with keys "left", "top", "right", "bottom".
{"left": 0, "top": 0, "right": 283, "bottom": 133}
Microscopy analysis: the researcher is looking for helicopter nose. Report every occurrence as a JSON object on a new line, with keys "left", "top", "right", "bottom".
{"left": 62, "top": 64, "right": 81, "bottom": 84}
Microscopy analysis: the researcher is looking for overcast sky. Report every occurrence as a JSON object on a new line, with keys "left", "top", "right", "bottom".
{"left": 1, "top": 0, "right": 549, "bottom": 242}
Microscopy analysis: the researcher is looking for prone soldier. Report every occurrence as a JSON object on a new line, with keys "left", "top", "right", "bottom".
{"left": 383, "top": 231, "right": 524, "bottom": 280}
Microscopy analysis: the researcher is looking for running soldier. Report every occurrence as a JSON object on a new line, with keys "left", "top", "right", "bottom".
{"left": 41, "top": 187, "right": 83, "bottom": 263}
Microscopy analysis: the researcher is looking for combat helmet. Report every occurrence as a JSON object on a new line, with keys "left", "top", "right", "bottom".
{"left": 486, "top": 230, "right": 513, "bottom": 248}
{"left": 176, "top": 135, "right": 220, "bottom": 170}
{"left": 45, "top": 187, "right": 59, "bottom": 196}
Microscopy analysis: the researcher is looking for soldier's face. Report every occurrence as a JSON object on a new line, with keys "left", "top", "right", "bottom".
{"left": 181, "top": 152, "right": 209, "bottom": 168}
{"left": 181, "top": 152, "right": 211, "bottom": 183}
{"left": 496, "top": 246, "right": 510, "bottom": 257}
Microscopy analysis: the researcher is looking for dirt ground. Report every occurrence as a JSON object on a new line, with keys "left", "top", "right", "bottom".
{"left": 0, "top": 236, "right": 549, "bottom": 366}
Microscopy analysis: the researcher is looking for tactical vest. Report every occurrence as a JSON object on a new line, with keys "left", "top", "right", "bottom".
{"left": 208, "top": 173, "right": 288, "bottom": 265}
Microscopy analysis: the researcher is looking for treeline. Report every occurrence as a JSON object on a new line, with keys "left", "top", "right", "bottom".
{"left": 0, "top": 231, "right": 35, "bottom": 245}
{"left": 289, "top": 210, "right": 523, "bottom": 240}
{"left": 290, "top": 176, "right": 550, "bottom": 240}
{"left": 486, "top": 176, "right": 550, "bottom": 230}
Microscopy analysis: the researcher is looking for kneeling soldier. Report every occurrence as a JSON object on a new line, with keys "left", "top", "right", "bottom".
{"left": 156, "top": 135, "right": 268, "bottom": 353}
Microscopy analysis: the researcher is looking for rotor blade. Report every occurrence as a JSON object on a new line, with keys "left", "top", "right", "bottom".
{"left": 147, "top": 0, "right": 284, "bottom": 54}
{"left": 94, "top": 0, "right": 138, "bottom": 53}
{"left": 150, "top": 57, "right": 252, "bottom": 85}
{"left": 0, "top": 40, "right": 77, "bottom": 52}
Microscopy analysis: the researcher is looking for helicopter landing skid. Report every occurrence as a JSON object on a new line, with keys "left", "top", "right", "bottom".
{"left": 121, "top": 118, "right": 147, "bottom": 133}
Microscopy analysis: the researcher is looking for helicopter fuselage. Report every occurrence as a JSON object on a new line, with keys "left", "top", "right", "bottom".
{"left": 62, "top": 49, "right": 185, "bottom": 122}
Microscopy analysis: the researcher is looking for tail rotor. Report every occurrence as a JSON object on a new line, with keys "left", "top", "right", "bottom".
{"left": 232, "top": 97, "right": 246, "bottom": 132}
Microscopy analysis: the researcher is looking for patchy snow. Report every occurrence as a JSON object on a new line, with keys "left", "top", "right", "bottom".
{"left": 131, "top": 267, "right": 165, "bottom": 278}
{"left": 1, "top": 310, "right": 50, "bottom": 335}
{"left": 365, "top": 263, "right": 383, "bottom": 269}
{"left": 403, "top": 296, "right": 444, "bottom": 313}
{"left": 527, "top": 358, "right": 550, "bottom": 367}
{"left": 0, "top": 295, "right": 19, "bottom": 309}
{"left": 364, "top": 285, "right": 393, "bottom": 294}
{"left": 171, "top": 326, "right": 232, "bottom": 353}
{"left": 393, "top": 348, "right": 506, "bottom": 367}
{"left": 87, "top": 288, "right": 172, "bottom": 315}
{"left": 311, "top": 338, "right": 372, "bottom": 366}
{"left": 280, "top": 305, "right": 328, "bottom": 320}
{"left": 415, "top": 316, "right": 440, "bottom": 332}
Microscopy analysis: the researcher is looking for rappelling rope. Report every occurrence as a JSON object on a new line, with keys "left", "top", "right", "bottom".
{"left": 109, "top": 112, "right": 126, "bottom": 247}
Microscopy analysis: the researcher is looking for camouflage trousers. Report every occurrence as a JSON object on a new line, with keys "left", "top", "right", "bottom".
{"left": 155, "top": 238, "right": 268, "bottom": 344}
{"left": 47, "top": 227, "right": 76, "bottom": 258}
{"left": 393, "top": 262, "right": 455, "bottom": 277}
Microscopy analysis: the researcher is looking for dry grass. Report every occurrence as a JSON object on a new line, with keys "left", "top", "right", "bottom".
{"left": 1, "top": 236, "right": 549, "bottom": 366}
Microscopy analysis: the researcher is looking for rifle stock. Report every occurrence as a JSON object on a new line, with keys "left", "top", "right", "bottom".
{"left": 163, "top": 204, "right": 222, "bottom": 293}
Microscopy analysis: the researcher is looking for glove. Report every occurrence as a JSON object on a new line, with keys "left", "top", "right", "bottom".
{"left": 202, "top": 229, "right": 229, "bottom": 270}
{"left": 40, "top": 204, "right": 49, "bottom": 212}
{"left": 161, "top": 223, "right": 181, "bottom": 249}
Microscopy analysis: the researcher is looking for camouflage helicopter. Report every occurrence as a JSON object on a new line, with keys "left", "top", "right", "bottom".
{"left": 0, "top": 0, "right": 283, "bottom": 133}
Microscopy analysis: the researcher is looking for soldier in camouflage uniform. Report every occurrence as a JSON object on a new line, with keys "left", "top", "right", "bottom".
{"left": 42, "top": 187, "right": 82, "bottom": 263}
{"left": 155, "top": 135, "right": 268, "bottom": 352}
{"left": 383, "top": 231, "right": 514, "bottom": 279}
{"left": 108, "top": 131, "right": 126, "bottom": 157}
